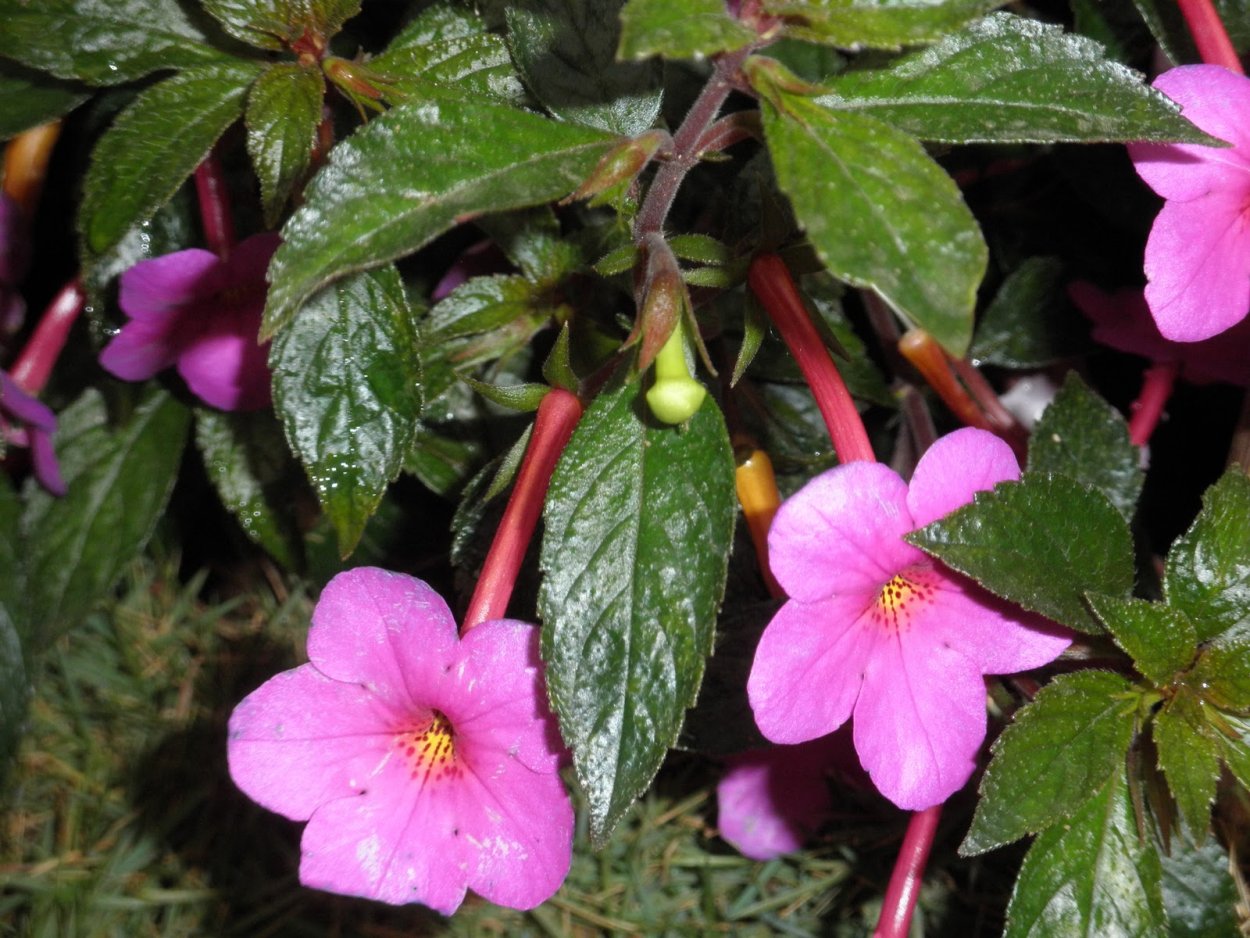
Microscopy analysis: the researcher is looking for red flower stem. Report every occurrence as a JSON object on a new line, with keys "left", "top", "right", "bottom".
{"left": 3, "top": 121, "right": 61, "bottom": 220}
{"left": 874, "top": 804, "right": 942, "bottom": 938}
{"left": 748, "top": 253, "right": 875, "bottom": 463}
{"left": 10, "top": 277, "right": 84, "bottom": 394}
{"left": 1128, "top": 361, "right": 1179, "bottom": 447}
{"left": 1177, "top": 0, "right": 1244, "bottom": 72}
{"left": 194, "top": 152, "right": 235, "bottom": 257}
{"left": 461, "top": 388, "right": 583, "bottom": 634}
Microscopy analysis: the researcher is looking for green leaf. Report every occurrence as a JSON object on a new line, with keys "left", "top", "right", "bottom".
{"left": 270, "top": 265, "right": 422, "bottom": 557}
{"left": 428, "top": 274, "right": 558, "bottom": 368}
{"left": 475, "top": 209, "right": 583, "bottom": 284}
{"left": 1153, "top": 690, "right": 1220, "bottom": 843}
{"left": 819, "top": 13, "right": 1217, "bottom": 143}
{"left": 0, "top": 0, "right": 232, "bottom": 85}
{"left": 618, "top": 0, "right": 757, "bottom": 61}
{"left": 539, "top": 383, "right": 736, "bottom": 844}
{"left": 21, "top": 389, "right": 190, "bottom": 648}
{"left": 1028, "top": 372, "right": 1142, "bottom": 521}
{"left": 264, "top": 98, "right": 613, "bottom": 336}
{"left": 506, "top": 0, "right": 663, "bottom": 135}
{"left": 194, "top": 409, "right": 304, "bottom": 569}
{"left": 0, "top": 603, "right": 28, "bottom": 773}
{"left": 0, "top": 62, "right": 87, "bottom": 141}
{"left": 0, "top": 477, "right": 26, "bottom": 644}
{"left": 1085, "top": 594, "right": 1197, "bottom": 687}
{"left": 460, "top": 377, "right": 549, "bottom": 412}
{"left": 1160, "top": 836, "right": 1242, "bottom": 938}
{"left": 910, "top": 473, "right": 1134, "bottom": 634}
{"left": 1005, "top": 772, "right": 1167, "bottom": 938}
{"left": 755, "top": 81, "right": 985, "bottom": 356}
{"left": 202, "top": 0, "right": 361, "bottom": 50}
{"left": 970, "top": 256, "right": 1090, "bottom": 368}
{"left": 79, "top": 61, "right": 260, "bottom": 259}
{"left": 963, "top": 670, "right": 1139, "bottom": 855}
{"left": 1217, "top": 713, "right": 1250, "bottom": 793}
{"left": 764, "top": 0, "right": 1001, "bottom": 50}
{"left": 245, "top": 62, "right": 324, "bottom": 228}
{"left": 372, "top": 4, "right": 525, "bottom": 105}
{"left": 1188, "top": 635, "right": 1250, "bottom": 713}
{"left": 1164, "top": 470, "right": 1250, "bottom": 642}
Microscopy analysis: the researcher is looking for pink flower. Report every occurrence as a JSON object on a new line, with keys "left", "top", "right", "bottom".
{"left": 1069, "top": 281, "right": 1250, "bottom": 387}
{"left": 747, "top": 429, "right": 1070, "bottom": 810}
{"left": 1, "top": 368, "right": 64, "bottom": 495}
{"left": 227, "top": 568, "right": 573, "bottom": 913}
{"left": 1128, "top": 65, "right": 1250, "bottom": 341}
{"left": 100, "top": 233, "right": 277, "bottom": 411}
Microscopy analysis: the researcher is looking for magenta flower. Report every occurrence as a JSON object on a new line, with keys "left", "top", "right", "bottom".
{"left": 227, "top": 568, "right": 573, "bottom": 913}
{"left": 1069, "top": 281, "right": 1250, "bottom": 387}
{"left": 100, "top": 233, "right": 277, "bottom": 411}
{"left": 1, "top": 369, "right": 64, "bottom": 495}
{"left": 747, "top": 429, "right": 1070, "bottom": 810}
{"left": 1128, "top": 65, "right": 1250, "bottom": 341}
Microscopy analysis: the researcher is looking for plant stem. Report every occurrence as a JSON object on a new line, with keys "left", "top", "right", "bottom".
{"left": 194, "top": 152, "right": 236, "bottom": 257}
{"left": 734, "top": 446, "right": 784, "bottom": 597}
{"left": 873, "top": 804, "right": 942, "bottom": 938}
{"left": 1177, "top": 0, "right": 1244, "bottom": 73}
{"left": 1128, "top": 361, "right": 1178, "bottom": 448}
{"left": 749, "top": 253, "right": 875, "bottom": 463}
{"left": 3, "top": 121, "right": 61, "bottom": 220}
{"left": 1229, "top": 389, "right": 1250, "bottom": 473}
{"left": 461, "top": 388, "right": 583, "bottom": 633}
{"left": 10, "top": 278, "right": 84, "bottom": 394}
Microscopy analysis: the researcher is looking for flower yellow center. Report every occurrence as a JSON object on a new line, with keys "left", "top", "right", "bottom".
{"left": 394, "top": 711, "right": 461, "bottom": 784}
{"left": 870, "top": 570, "right": 936, "bottom": 633}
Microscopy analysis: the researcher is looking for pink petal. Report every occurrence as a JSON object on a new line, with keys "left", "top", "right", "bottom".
{"left": 768, "top": 461, "right": 921, "bottom": 603}
{"left": 226, "top": 664, "right": 404, "bottom": 821}
{"left": 118, "top": 248, "right": 222, "bottom": 320}
{"left": 176, "top": 326, "right": 271, "bottom": 411}
{"left": 307, "top": 569, "right": 461, "bottom": 711}
{"left": 1144, "top": 194, "right": 1250, "bottom": 341}
{"left": 0, "top": 371, "right": 55, "bottom": 430}
{"left": 221, "top": 232, "right": 281, "bottom": 286}
{"left": 99, "top": 312, "right": 190, "bottom": 381}
{"left": 852, "top": 632, "right": 986, "bottom": 809}
{"left": 748, "top": 595, "right": 879, "bottom": 744}
{"left": 906, "top": 427, "right": 1019, "bottom": 529}
{"left": 28, "top": 426, "right": 66, "bottom": 496}
{"left": 451, "top": 619, "right": 564, "bottom": 775}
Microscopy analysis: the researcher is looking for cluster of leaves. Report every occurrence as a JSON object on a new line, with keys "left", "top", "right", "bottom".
{"left": 1, "top": 0, "right": 1249, "bottom": 933}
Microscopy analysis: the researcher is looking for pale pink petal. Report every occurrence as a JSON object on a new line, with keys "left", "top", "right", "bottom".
{"left": 749, "top": 595, "right": 880, "bottom": 744}
{"left": 118, "top": 248, "right": 222, "bottom": 320}
{"left": 853, "top": 632, "right": 986, "bottom": 809}
{"left": 176, "top": 326, "right": 271, "bottom": 411}
{"left": 226, "top": 665, "right": 403, "bottom": 821}
{"left": 99, "top": 312, "right": 192, "bottom": 381}
{"left": 918, "top": 574, "right": 1070, "bottom": 676}
{"left": 1144, "top": 194, "right": 1250, "bottom": 341}
{"left": 768, "top": 462, "right": 922, "bottom": 603}
{"left": 450, "top": 619, "right": 564, "bottom": 775}
{"left": 307, "top": 569, "right": 461, "bottom": 711}
{"left": 906, "top": 427, "right": 1019, "bottom": 529}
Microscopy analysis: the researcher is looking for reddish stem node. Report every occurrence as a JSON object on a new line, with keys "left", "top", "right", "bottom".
{"left": 194, "top": 152, "right": 236, "bottom": 257}
{"left": 461, "top": 388, "right": 584, "bottom": 633}
{"left": 749, "top": 253, "right": 874, "bottom": 462}
{"left": 1177, "top": 0, "right": 1244, "bottom": 72}
{"left": 1128, "top": 361, "right": 1179, "bottom": 448}
{"left": 874, "top": 804, "right": 942, "bottom": 938}
{"left": 10, "top": 277, "right": 85, "bottom": 394}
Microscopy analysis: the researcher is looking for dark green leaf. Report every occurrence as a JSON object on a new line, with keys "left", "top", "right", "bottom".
{"left": 194, "top": 409, "right": 304, "bottom": 569}
{"left": 911, "top": 473, "right": 1134, "bottom": 634}
{"left": 0, "top": 62, "right": 87, "bottom": 140}
{"left": 1217, "top": 713, "right": 1250, "bottom": 793}
{"left": 963, "top": 670, "right": 1139, "bottom": 855}
{"left": 1028, "top": 372, "right": 1142, "bottom": 521}
{"left": 618, "top": 0, "right": 757, "bottom": 61}
{"left": 460, "top": 377, "right": 548, "bottom": 412}
{"left": 1005, "top": 772, "right": 1166, "bottom": 938}
{"left": 755, "top": 80, "right": 984, "bottom": 356}
{"left": 79, "top": 61, "right": 260, "bottom": 259}
{"left": 0, "top": 604, "right": 28, "bottom": 773}
{"left": 539, "top": 383, "right": 736, "bottom": 843}
{"left": 373, "top": 4, "right": 525, "bottom": 105}
{"left": 428, "top": 275, "right": 558, "bottom": 369}
{"left": 475, "top": 210, "right": 582, "bottom": 284}
{"left": 764, "top": 0, "right": 1001, "bottom": 50}
{"left": 971, "top": 256, "right": 1090, "bottom": 368}
{"left": 1160, "top": 836, "right": 1242, "bottom": 938}
{"left": 270, "top": 265, "right": 423, "bottom": 557}
{"left": 669, "top": 233, "right": 733, "bottom": 267}
{"left": 1129, "top": 0, "right": 1198, "bottom": 64}
{"left": 0, "top": 0, "right": 231, "bottom": 85}
{"left": 1085, "top": 594, "right": 1197, "bottom": 687}
{"left": 820, "top": 13, "right": 1217, "bottom": 143}
{"left": 1164, "top": 470, "right": 1250, "bottom": 642}
{"left": 0, "top": 477, "right": 26, "bottom": 644}
{"left": 1153, "top": 690, "right": 1220, "bottom": 842}
{"left": 21, "top": 390, "right": 190, "bottom": 648}
{"left": 543, "top": 323, "right": 580, "bottom": 393}
{"left": 1189, "top": 635, "right": 1250, "bottom": 713}
{"left": 245, "top": 62, "right": 324, "bottom": 228}
{"left": 506, "top": 0, "right": 663, "bottom": 135}
{"left": 202, "top": 0, "right": 361, "bottom": 50}
{"left": 264, "top": 98, "right": 613, "bottom": 336}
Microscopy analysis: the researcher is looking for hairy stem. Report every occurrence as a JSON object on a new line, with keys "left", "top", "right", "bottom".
{"left": 1128, "top": 361, "right": 1179, "bottom": 448}
{"left": 194, "top": 151, "right": 236, "bottom": 257}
